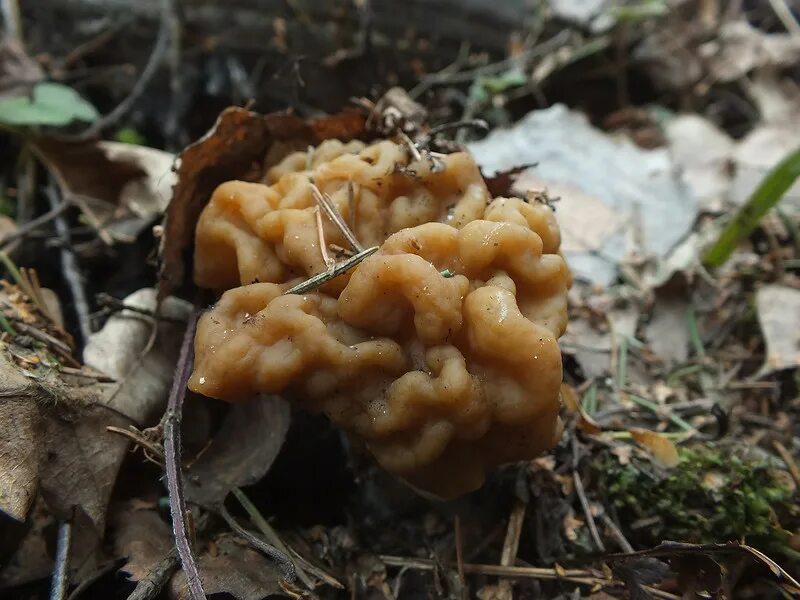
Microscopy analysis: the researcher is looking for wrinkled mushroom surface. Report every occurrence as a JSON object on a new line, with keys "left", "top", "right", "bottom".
{"left": 189, "top": 139, "right": 570, "bottom": 498}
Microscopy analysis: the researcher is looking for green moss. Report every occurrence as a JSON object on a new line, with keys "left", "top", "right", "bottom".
{"left": 593, "top": 443, "right": 795, "bottom": 546}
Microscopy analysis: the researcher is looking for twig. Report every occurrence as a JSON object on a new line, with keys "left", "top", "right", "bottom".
{"left": 95, "top": 293, "right": 187, "bottom": 324}
{"left": 454, "top": 516, "right": 466, "bottom": 597}
{"left": 107, "top": 425, "right": 165, "bottom": 464}
{"left": 0, "top": 201, "right": 68, "bottom": 251}
{"left": 219, "top": 504, "right": 296, "bottom": 583}
{"left": 0, "top": 0, "right": 23, "bottom": 45}
{"left": 573, "top": 470, "right": 605, "bottom": 552}
{"left": 68, "top": 0, "right": 172, "bottom": 141}
{"left": 599, "top": 513, "right": 634, "bottom": 553}
{"left": 314, "top": 207, "right": 335, "bottom": 271}
{"left": 45, "top": 184, "right": 92, "bottom": 345}
{"left": 768, "top": 0, "right": 800, "bottom": 36}
{"left": 10, "top": 320, "right": 79, "bottom": 366}
{"left": 773, "top": 441, "right": 800, "bottom": 492}
{"left": 309, "top": 182, "right": 363, "bottom": 253}
{"left": 49, "top": 520, "right": 72, "bottom": 600}
{"left": 66, "top": 560, "right": 120, "bottom": 600}
{"left": 230, "top": 488, "right": 318, "bottom": 590}
{"left": 125, "top": 550, "right": 180, "bottom": 600}
{"left": 283, "top": 245, "right": 378, "bottom": 295}
{"left": 379, "top": 555, "right": 606, "bottom": 586}
{"left": 163, "top": 310, "right": 206, "bottom": 600}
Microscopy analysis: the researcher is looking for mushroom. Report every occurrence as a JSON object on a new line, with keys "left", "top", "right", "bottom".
{"left": 189, "top": 138, "right": 570, "bottom": 498}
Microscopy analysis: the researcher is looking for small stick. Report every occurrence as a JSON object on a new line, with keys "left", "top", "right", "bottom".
{"left": 125, "top": 550, "right": 179, "bottom": 600}
{"left": 773, "top": 441, "right": 800, "bottom": 491}
{"left": 309, "top": 183, "right": 363, "bottom": 253}
{"left": 163, "top": 310, "right": 206, "bottom": 600}
{"left": 49, "top": 520, "right": 72, "bottom": 600}
{"left": 314, "top": 207, "right": 335, "bottom": 271}
{"left": 283, "top": 246, "right": 378, "bottom": 295}
{"left": 219, "top": 504, "right": 296, "bottom": 583}
{"left": 96, "top": 293, "right": 187, "bottom": 324}
{"left": 573, "top": 470, "right": 605, "bottom": 552}
{"left": 454, "top": 516, "right": 466, "bottom": 597}
{"left": 68, "top": 0, "right": 172, "bottom": 141}
{"left": 0, "top": 201, "right": 68, "bottom": 251}
{"left": 397, "top": 130, "right": 422, "bottom": 163}
{"left": 45, "top": 184, "right": 92, "bottom": 345}
{"left": 599, "top": 513, "right": 634, "bottom": 553}
{"left": 379, "top": 555, "right": 604, "bottom": 586}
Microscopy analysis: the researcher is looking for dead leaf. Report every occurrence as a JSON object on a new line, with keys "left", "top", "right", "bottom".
{"left": 83, "top": 288, "right": 192, "bottom": 425}
{"left": 39, "top": 402, "right": 131, "bottom": 534}
{"left": 0, "top": 398, "right": 41, "bottom": 521}
{"left": 756, "top": 285, "right": 800, "bottom": 374}
{"left": 0, "top": 497, "right": 54, "bottom": 588}
{"left": 184, "top": 395, "right": 291, "bottom": 507}
{"left": 560, "top": 317, "right": 612, "bottom": 378}
{"left": 629, "top": 429, "right": 679, "bottom": 468}
{"left": 35, "top": 139, "right": 176, "bottom": 242}
{"left": 158, "top": 107, "right": 366, "bottom": 299}
{"left": 169, "top": 537, "right": 283, "bottom": 600}
{"left": 483, "top": 164, "right": 534, "bottom": 197}
{"left": 699, "top": 21, "right": 800, "bottom": 83}
{"left": 468, "top": 105, "right": 697, "bottom": 285}
{"left": 644, "top": 294, "right": 690, "bottom": 367}
{"left": 560, "top": 383, "right": 601, "bottom": 434}
{"left": 111, "top": 505, "right": 173, "bottom": 582}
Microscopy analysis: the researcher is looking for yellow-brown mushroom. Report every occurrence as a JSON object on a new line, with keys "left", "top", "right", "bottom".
{"left": 189, "top": 139, "right": 570, "bottom": 498}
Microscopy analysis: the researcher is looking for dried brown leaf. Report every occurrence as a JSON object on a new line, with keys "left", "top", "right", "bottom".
{"left": 643, "top": 294, "right": 690, "bottom": 367}
{"left": 35, "top": 139, "right": 176, "bottom": 241}
{"left": 111, "top": 505, "right": 173, "bottom": 582}
{"left": 184, "top": 395, "right": 291, "bottom": 507}
{"left": 0, "top": 398, "right": 41, "bottom": 521}
{"left": 39, "top": 402, "right": 132, "bottom": 534}
{"left": 158, "top": 107, "right": 366, "bottom": 299}
{"left": 757, "top": 285, "right": 800, "bottom": 375}
{"left": 169, "top": 537, "right": 283, "bottom": 600}
{"left": 629, "top": 429, "right": 679, "bottom": 468}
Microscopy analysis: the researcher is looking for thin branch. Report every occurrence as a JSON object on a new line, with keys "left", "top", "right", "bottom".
{"left": 773, "top": 440, "right": 800, "bottom": 491}
{"left": 0, "top": 0, "right": 23, "bottom": 45}
{"left": 309, "top": 182, "right": 364, "bottom": 253}
{"left": 163, "top": 310, "right": 206, "bottom": 600}
{"left": 49, "top": 520, "right": 72, "bottom": 600}
{"left": 283, "top": 245, "right": 378, "bottom": 295}
{"left": 125, "top": 550, "right": 179, "bottom": 600}
{"left": 768, "top": 0, "right": 800, "bottom": 36}
{"left": 0, "top": 201, "right": 68, "bottom": 251}
{"left": 45, "top": 184, "right": 92, "bottom": 345}
{"left": 599, "top": 513, "right": 634, "bottom": 554}
{"left": 573, "top": 470, "right": 605, "bottom": 552}
{"left": 379, "top": 555, "right": 604, "bottom": 586}
{"left": 219, "top": 504, "right": 296, "bottom": 583}
{"left": 68, "top": 0, "right": 172, "bottom": 141}
{"left": 230, "top": 488, "right": 320, "bottom": 590}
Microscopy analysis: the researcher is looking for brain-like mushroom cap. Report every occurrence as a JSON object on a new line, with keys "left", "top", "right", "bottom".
{"left": 189, "top": 139, "right": 570, "bottom": 498}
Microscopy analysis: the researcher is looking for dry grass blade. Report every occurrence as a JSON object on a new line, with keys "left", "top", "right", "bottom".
{"left": 283, "top": 246, "right": 379, "bottom": 295}
{"left": 309, "top": 182, "right": 364, "bottom": 253}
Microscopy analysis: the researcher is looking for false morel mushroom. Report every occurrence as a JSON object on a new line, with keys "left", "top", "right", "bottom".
{"left": 189, "top": 139, "right": 571, "bottom": 498}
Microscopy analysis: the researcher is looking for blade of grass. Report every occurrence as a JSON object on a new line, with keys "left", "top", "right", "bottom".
{"left": 704, "top": 145, "right": 800, "bottom": 268}
{"left": 627, "top": 394, "right": 697, "bottom": 434}
{"left": 582, "top": 382, "right": 598, "bottom": 416}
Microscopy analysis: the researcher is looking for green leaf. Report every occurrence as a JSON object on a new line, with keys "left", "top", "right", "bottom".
{"left": 0, "top": 82, "right": 99, "bottom": 127}
{"left": 704, "top": 145, "right": 800, "bottom": 268}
